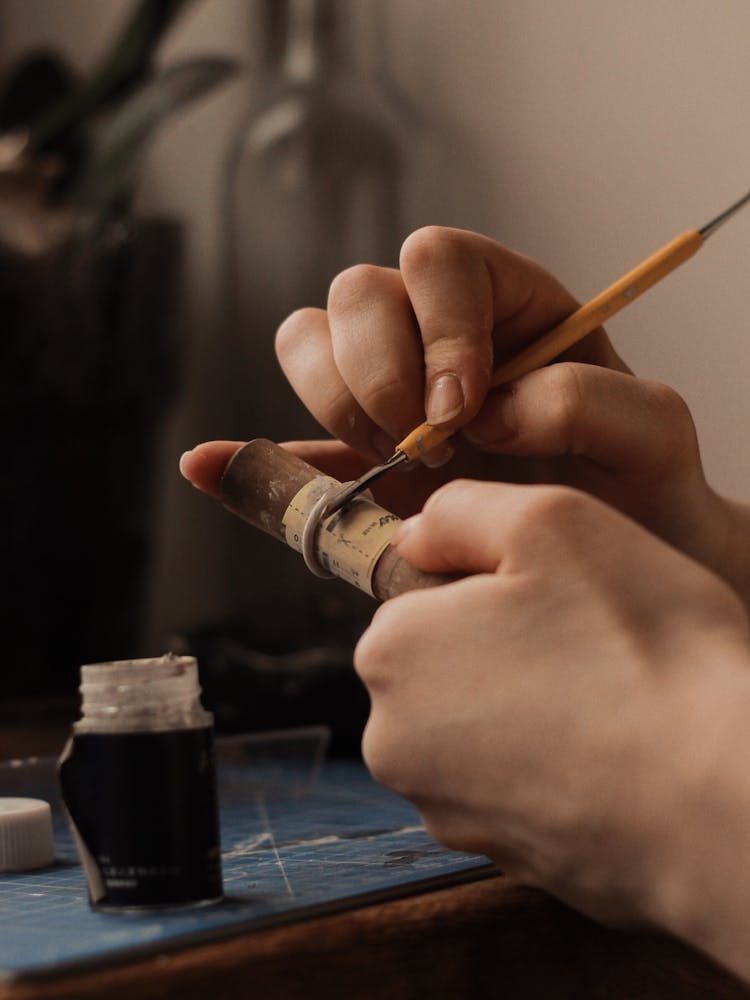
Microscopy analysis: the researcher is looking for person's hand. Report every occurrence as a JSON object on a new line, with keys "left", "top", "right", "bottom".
{"left": 355, "top": 478, "right": 750, "bottom": 981}
{"left": 276, "top": 225, "right": 628, "bottom": 495}
{"left": 273, "top": 226, "right": 750, "bottom": 605}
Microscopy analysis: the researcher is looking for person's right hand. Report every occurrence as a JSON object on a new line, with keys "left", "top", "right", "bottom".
{"left": 275, "top": 226, "right": 750, "bottom": 606}
{"left": 355, "top": 479, "right": 750, "bottom": 984}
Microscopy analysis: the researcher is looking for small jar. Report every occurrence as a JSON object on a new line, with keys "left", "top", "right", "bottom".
{"left": 58, "top": 654, "right": 223, "bottom": 910}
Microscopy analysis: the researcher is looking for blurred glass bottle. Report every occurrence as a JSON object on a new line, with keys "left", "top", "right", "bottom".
{"left": 222, "top": 0, "right": 416, "bottom": 442}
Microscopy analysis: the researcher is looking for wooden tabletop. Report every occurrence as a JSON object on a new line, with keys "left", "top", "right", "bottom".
{"left": 1, "top": 873, "right": 749, "bottom": 1000}
{"left": 2, "top": 716, "right": 750, "bottom": 999}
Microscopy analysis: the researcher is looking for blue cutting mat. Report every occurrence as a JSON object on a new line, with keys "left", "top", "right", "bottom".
{"left": 0, "top": 751, "right": 493, "bottom": 982}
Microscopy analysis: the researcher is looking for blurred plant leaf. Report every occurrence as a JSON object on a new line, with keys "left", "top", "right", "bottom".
{"left": 0, "top": 144, "right": 73, "bottom": 256}
{"left": 0, "top": 51, "right": 76, "bottom": 132}
{"left": 28, "top": 0, "right": 197, "bottom": 159}
{"left": 70, "top": 57, "right": 236, "bottom": 228}
{"left": 0, "top": 51, "right": 87, "bottom": 195}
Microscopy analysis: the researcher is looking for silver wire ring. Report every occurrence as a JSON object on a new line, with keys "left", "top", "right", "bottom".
{"left": 301, "top": 486, "right": 342, "bottom": 579}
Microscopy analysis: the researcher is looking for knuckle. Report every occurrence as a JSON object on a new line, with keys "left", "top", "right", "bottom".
{"left": 711, "top": 584, "right": 749, "bottom": 631}
{"left": 531, "top": 483, "right": 588, "bottom": 520}
{"left": 353, "top": 605, "right": 399, "bottom": 686}
{"left": 355, "top": 368, "right": 402, "bottom": 415}
{"left": 324, "top": 387, "right": 365, "bottom": 438}
{"left": 541, "top": 362, "right": 587, "bottom": 435}
{"left": 644, "top": 378, "right": 688, "bottom": 413}
{"left": 643, "top": 380, "right": 697, "bottom": 450}
{"left": 327, "top": 263, "right": 386, "bottom": 317}
{"left": 361, "top": 717, "right": 419, "bottom": 802}
{"left": 275, "top": 307, "right": 321, "bottom": 360}
{"left": 513, "top": 484, "right": 593, "bottom": 539}
{"left": 360, "top": 718, "right": 393, "bottom": 786}
{"left": 352, "top": 632, "right": 381, "bottom": 688}
{"left": 421, "top": 478, "right": 473, "bottom": 521}
{"left": 642, "top": 381, "right": 698, "bottom": 471}
{"left": 399, "top": 225, "right": 456, "bottom": 277}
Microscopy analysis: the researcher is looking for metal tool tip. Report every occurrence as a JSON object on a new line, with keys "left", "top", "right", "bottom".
{"left": 321, "top": 450, "right": 408, "bottom": 519}
{"left": 699, "top": 189, "right": 750, "bottom": 239}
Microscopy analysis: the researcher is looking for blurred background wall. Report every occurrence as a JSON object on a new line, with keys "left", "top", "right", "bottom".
{"left": 2, "top": 0, "right": 748, "bottom": 659}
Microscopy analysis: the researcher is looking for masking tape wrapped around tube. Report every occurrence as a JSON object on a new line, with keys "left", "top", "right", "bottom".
{"left": 220, "top": 439, "right": 451, "bottom": 600}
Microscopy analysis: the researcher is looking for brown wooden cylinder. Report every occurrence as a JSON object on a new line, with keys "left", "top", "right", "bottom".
{"left": 220, "top": 439, "right": 451, "bottom": 600}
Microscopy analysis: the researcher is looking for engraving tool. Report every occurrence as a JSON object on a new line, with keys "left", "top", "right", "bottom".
{"left": 322, "top": 189, "right": 750, "bottom": 519}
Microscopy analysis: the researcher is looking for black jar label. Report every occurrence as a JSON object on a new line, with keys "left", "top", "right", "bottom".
{"left": 59, "top": 728, "right": 223, "bottom": 909}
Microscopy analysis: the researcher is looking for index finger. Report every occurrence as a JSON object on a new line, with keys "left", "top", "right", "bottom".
{"left": 398, "top": 227, "right": 581, "bottom": 429}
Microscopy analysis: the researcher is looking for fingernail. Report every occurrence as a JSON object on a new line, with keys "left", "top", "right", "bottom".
{"left": 421, "top": 442, "right": 454, "bottom": 468}
{"left": 397, "top": 458, "right": 419, "bottom": 474}
{"left": 465, "top": 390, "right": 518, "bottom": 446}
{"left": 426, "top": 373, "right": 464, "bottom": 425}
{"left": 178, "top": 450, "right": 193, "bottom": 478}
{"left": 391, "top": 515, "right": 420, "bottom": 546}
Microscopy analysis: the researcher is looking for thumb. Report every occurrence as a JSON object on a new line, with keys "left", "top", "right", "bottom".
{"left": 391, "top": 479, "right": 533, "bottom": 575}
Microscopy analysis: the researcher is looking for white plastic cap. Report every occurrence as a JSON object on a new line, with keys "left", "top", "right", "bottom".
{"left": 0, "top": 798, "right": 55, "bottom": 872}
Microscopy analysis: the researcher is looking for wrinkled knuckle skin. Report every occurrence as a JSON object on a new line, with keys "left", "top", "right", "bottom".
{"left": 328, "top": 263, "right": 385, "bottom": 317}
{"left": 356, "top": 371, "right": 402, "bottom": 414}
{"left": 542, "top": 362, "right": 587, "bottom": 431}
{"left": 548, "top": 360, "right": 586, "bottom": 402}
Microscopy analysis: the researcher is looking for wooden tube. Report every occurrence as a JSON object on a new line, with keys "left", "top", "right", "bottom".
{"left": 220, "top": 439, "right": 451, "bottom": 600}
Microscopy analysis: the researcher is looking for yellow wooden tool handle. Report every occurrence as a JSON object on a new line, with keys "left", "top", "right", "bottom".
{"left": 397, "top": 229, "right": 704, "bottom": 461}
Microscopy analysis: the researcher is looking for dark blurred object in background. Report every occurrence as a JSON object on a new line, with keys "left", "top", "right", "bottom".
{"left": 219, "top": 0, "right": 417, "bottom": 621}
{"left": 2, "top": 218, "right": 181, "bottom": 695}
{"left": 222, "top": 0, "right": 415, "bottom": 445}
{"left": 183, "top": 0, "right": 420, "bottom": 751}
{"left": 0, "top": 0, "right": 235, "bottom": 697}
{"left": 174, "top": 593, "right": 370, "bottom": 758}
